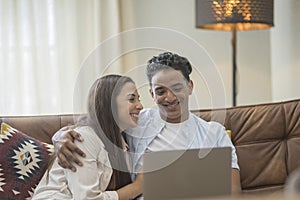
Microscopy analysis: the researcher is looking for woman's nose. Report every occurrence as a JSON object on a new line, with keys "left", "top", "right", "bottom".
{"left": 136, "top": 101, "right": 143, "bottom": 110}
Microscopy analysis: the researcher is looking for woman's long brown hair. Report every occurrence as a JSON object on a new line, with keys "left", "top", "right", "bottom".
{"left": 86, "top": 74, "right": 133, "bottom": 190}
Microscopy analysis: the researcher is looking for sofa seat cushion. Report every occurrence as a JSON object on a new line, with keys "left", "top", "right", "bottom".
{"left": 0, "top": 123, "right": 53, "bottom": 200}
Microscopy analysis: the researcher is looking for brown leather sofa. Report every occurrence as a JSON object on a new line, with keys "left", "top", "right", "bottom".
{"left": 1, "top": 98, "right": 300, "bottom": 195}
{"left": 193, "top": 98, "right": 300, "bottom": 195}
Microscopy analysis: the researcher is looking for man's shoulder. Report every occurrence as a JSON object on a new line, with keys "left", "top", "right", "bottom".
{"left": 126, "top": 108, "right": 159, "bottom": 138}
{"left": 140, "top": 108, "right": 157, "bottom": 116}
{"left": 138, "top": 108, "right": 158, "bottom": 123}
{"left": 190, "top": 113, "right": 224, "bottom": 126}
{"left": 189, "top": 113, "right": 225, "bottom": 134}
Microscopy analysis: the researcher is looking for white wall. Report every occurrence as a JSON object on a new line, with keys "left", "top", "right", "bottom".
{"left": 271, "top": 0, "right": 300, "bottom": 102}
{"left": 131, "top": 0, "right": 273, "bottom": 109}
{"left": 3, "top": 0, "right": 298, "bottom": 115}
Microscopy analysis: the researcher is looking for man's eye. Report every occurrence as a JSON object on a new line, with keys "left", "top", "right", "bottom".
{"left": 155, "top": 90, "right": 165, "bottom": 95}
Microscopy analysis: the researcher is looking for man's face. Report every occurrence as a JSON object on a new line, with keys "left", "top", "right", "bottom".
{"left": 149, "top": 69, "right": 193, "bottom": 123}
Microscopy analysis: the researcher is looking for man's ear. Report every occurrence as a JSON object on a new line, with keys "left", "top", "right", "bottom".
{"left": 188, "top": 80, "right": 194, "bottom": 95}
{"left": 149, "top": 88, "right": 154, "bottom": 99}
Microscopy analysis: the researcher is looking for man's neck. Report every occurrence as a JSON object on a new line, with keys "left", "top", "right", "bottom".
{"left": 159, "top": 112, "right": 190, "bottom": 124}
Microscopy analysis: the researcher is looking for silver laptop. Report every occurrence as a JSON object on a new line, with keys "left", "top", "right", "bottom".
{"left": 142, "top": 147, "right": 232, "bottom": 200}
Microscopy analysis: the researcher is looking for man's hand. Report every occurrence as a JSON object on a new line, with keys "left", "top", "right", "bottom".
{"left": 52, "top": 126, "right": 86, "bottom": 172}
{"left": 231, "top": 168, "right": 242, "bottom": 196}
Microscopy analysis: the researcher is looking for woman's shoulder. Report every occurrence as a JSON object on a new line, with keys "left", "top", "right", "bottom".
{"left": 74, "top": 126, "right": 105, "bottom": 149}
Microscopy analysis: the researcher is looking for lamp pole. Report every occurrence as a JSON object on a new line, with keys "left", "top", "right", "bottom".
{"left": 232, "top": 27, "right": 237, "bottom": 106}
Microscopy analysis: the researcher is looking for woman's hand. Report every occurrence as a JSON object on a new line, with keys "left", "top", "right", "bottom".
{"left": 117, "top": 172, "right": 143, "bottom": 200}
{"left": 134, "top": 172, "right": 143, "bottom": 192}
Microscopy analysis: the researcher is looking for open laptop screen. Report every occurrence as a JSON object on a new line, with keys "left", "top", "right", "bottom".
{"left": 142, "top": 147, "right": 232, "bottom": 200}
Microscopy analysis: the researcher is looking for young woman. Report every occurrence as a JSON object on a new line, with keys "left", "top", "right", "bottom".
{"left": 32, "top": 75, "right": 143, "bottom": 200}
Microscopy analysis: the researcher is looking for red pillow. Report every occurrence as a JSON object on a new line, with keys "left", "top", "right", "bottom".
{"left": 0, "top": 123, "right": 53, "bottom": 200}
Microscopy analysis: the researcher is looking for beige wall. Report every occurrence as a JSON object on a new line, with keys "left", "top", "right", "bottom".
{"left": 271, "top": 0, "right": 300, "bottom": 102}
{"left": 130, "top": 0, "right": 275, "bottom": 109}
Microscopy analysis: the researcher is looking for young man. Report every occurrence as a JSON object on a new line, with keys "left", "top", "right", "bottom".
{"left": 53, "top": 52, "right": 241, "bottom": 194}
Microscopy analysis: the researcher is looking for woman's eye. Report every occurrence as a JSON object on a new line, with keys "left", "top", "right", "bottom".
{"left": 128, "top": 97, "right": 135, "bottom": 101}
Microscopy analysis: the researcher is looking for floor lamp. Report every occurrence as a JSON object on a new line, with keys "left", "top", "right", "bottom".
{"left": 195, "top": 0, "right": 274, "bottom": 106}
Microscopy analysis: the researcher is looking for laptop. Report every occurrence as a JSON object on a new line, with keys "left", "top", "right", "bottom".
{"left": 142, "top": 147, "right": 232, "bottom": 200}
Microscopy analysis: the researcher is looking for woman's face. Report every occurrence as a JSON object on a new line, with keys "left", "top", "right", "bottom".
{"left": 116, "top": 82, "right": 143, "bottom": 130}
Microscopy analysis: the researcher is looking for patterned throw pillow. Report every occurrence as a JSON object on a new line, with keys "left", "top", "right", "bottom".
{"left": 0, "top": 123, "right": 54, "bottom": 200}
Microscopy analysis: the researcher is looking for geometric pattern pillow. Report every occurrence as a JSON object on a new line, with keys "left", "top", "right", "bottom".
{"left": 0, "top": 123, "right": 54, "bottom": 200}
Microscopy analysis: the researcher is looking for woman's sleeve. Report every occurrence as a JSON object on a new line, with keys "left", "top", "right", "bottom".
{"left": 65, "top": 127, "right": 119, "bottom": 200}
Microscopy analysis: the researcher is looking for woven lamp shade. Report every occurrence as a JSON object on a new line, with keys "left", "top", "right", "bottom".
{"left": 196, "top": 0, "right": 274, "bottom": 31}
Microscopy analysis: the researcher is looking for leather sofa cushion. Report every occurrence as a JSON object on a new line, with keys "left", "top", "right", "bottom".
{"left": 193, "top": 99, "right": 300, "bottom": 194}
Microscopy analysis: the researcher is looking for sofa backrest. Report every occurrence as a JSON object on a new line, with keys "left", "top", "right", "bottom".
{"left": 1, "top": 99, "right": 300, "bottom": 194}
{"left": 192, "top": 98, "right": 300, "bottom": 194}
{"left": 0, "top": 115, "right": 76, "bottom": 144}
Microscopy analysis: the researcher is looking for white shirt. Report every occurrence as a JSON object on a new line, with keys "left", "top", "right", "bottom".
{"left": 125, "top": 108, "right": 239, "bottom": 173}
{"left": 146, "top": 120, "right": 193, "bottom": 151}
{"left": 32, "top": 126, "right": 119, "bottom": 200}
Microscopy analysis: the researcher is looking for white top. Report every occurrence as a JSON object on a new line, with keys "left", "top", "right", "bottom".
{"left": 126, "top": 108, "right": 239, "bottom": 173}
{"left": 146, "top": 120, "right": 192, "bottom": 152}
{"left": 32, "top": 126, "right": 119, "bottom": 200}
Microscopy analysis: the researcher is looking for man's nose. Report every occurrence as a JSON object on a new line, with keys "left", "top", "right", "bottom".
{"left": 165, "top": 90, "right": 177, "bottom": 102}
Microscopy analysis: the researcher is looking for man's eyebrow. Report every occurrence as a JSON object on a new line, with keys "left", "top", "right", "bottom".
{"left": 154, "top": 83, "right": 183, "bottom": 90}
{"left": 153, "top": 86, "right": 165, "bottom": 90}
{"left": 171, "top": 83, "right": 183, "bottom": 88}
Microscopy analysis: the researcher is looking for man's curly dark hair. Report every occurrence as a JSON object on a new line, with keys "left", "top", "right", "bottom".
{"left": 146, "top": 52, "right": 192, "bottom": 85}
